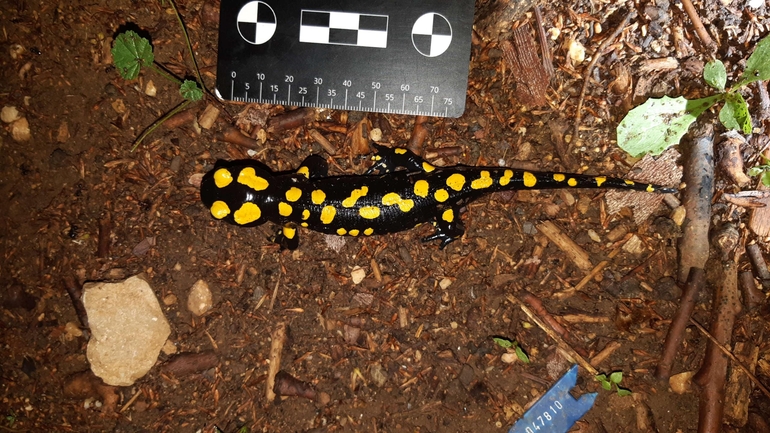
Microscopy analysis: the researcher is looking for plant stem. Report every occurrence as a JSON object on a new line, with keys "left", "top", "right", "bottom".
{"left": 167, "top": 0, "right": 207, "bottom": 94}
{"left": 148, "top": 63, "right": 182, "bottom": 85}
{"left": 131, "top": 99, "right": 192, "bottom": 152}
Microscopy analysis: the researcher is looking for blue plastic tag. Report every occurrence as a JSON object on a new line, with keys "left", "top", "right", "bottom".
{"left": 508, "top": 365, "right": 597, "bottom": 433}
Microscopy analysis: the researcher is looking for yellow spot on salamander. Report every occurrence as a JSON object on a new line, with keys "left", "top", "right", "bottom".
{"left": 646, "top": 184, "right": 655, "bottom": 192}
{"left": 349, "top": 229, "right": 360, "bottom": 236}
{"left": 364, "top": 228, "right": 374, "bottom": 236}
{"left": 283, "top": 226, "right": 296, "bottom": 239}
{"left": 499, "top": 170, "right": 513, "bottom": 186}
{"left": 446, "top": 173, "right": 466, "bottom": 191}
{"left": 434, "top": 189, "right": 449, "bottom": 202}
{"left": 395, "top": 148, "right": 407, "bottom": 154}
{"left": 471, "top": 171, "right": 493, "bottom": 189}
{"left": 278, "top": 202, "right": 292, "bottom": 217}
{"left": 233, "top": 202, "right": 261, "bottom": 224}
{"left": 214, "top": 169, "right": 233, "bottom": 188}
{"left": 302, "top": 209, "right": 310, "bottom": 220}
{"left": 382, "top": 192, "right": 414, "bottom": 212}
{"left": 301, "top": 222, "right": 308, "bottom": 227}
{"left": 297, "top": 166, "right": 310, "bottom": 179}
{"left": 312, "top": 190, "right": 326, "bottom": 205}
{"left": 553, "top": 173, "right": 566, "bottom": 182}
{"left": 285, "top": 187, "right": 302, "bottom": 202}
{"left": 337, "top": 228, "right": 347, "bottom": 236}
{"left": 320, "top": 206, "right": 336, "bottom": 224}
{"left": 422, "top": 162, "right": 435, "bottom": 172}
{"left": 342, "top": 186, "right": 369, "bottom": 208}
{"left": 522, "top": 171, "right": 537, "bottom": 188}
{"left": 568, "top": 178, "right": 578, "bottom": 187}
{"left": 414, "top": 180, "right": 429, "bottom": 198}
{"left": 359, "top": 206, "right": 381, "bottom": 219}
{"left": 442, "top": 208, "right": 454, "bottom": 223}
{"left": 238, "top": 167, "right": 269, "bottom": 191}
{"left": 625, "top": 179, "right": 635, "bottom": 185}
{"left": 210, "top": 201, "right": 231, "bottom": 219}
{"left": 595, "top": 176, "right": 606, "bottom": 187}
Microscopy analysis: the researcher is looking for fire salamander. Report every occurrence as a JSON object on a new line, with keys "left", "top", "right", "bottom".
{"left": 200, "top": 144, "right": 676, "bottom": 250}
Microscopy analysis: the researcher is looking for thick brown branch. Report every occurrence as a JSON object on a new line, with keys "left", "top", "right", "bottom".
{"left": 655, "top": 267, "right": 704, "bottom": 380}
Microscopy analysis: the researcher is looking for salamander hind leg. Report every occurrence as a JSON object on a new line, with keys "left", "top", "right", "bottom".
{"left": 295, "top": 155, "right": 328, "bottom": 179}
{"left": 272, "top": 223, "right": 300, "bottom": 250}
{"left": 366, "top": 143, "right": 436, "bottom": 174}
{"left": 422, "top": 208, "right": 465, "bottom": 249}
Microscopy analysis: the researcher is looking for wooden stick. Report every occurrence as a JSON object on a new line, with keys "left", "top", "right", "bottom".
{"left": 655, "top": 268, "right": 704, "bottom": 380}
{"left": 266, "top": 323, "right": 287, "bottom": 403}
{"left": 507, "top": 294, "right": 597, "bottom": 376}
{"left": 536, "top": 220, "right": 593, "bottom": 271}
{"left": 693, "top": 262, "right": 741, "bottom": 433}
{"left": 689, "top": 318, "right": 770, "bottom": 401}
{"left": 571, "top": 10, "right": 634, "bottom": 150}
{"left": 679, "top": 0, "right": 717, "bottom": 53}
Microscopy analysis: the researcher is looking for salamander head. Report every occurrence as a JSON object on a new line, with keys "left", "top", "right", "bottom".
{"left": 200, "top": 160, "right": 273, "bottom": 227}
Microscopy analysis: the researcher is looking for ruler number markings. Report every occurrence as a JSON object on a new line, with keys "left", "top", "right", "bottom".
{"left": 229, "top": 70, "right": 455, "bottom": 115}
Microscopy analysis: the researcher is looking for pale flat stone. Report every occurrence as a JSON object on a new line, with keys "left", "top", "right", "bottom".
{"left": 187, "top": 279, "right": 212, "bottom": 316}
{"left": 83, "top": 275, "right": 170, "bottom": 386}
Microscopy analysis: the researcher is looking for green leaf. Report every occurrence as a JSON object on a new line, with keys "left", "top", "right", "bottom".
{"left": 514, "top": 345, "right": 530, "bottom": 364}
{"left": 112, "top": 30, "right": 154, "bottom": 80}
{"left": 595, "top": 373, "right": 607, "bottom": 382}
{"left": 748, "top": 166, "right": 764, "bottom": 177}
{"left": 762, "top": 171, "right": 770, "bottom": 187}
{"left": 617, "top": 95, "right": 722, "bottom": 157}
{"left": 600, "top": 380, "right": 612, "bottom": 391}
{"left": 609, "top": 371, "right": 623, "bottom": 384}
{"left": 719, "top": 92, "right": 752, "bottom": 134}
{"left": 738, "top": 34, "right": 770, "bottom": 87}
{"left": 493, "top": 337, "right": 513, "bottom": 349}
{"left": 180, "top": 80, "right": 203, "bottom": 101}
{"left": 616, "top": 387, "right": 632, "bottom": 397}
{"left": 703, "top": 60, "right": 727, "bottom": 91}
{"left": 238, "top": 427, "right": 249, "bottom": 433}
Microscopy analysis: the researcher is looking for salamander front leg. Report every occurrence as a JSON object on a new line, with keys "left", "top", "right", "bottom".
{"left": 272, "top": 223, "right": 300, "bottom": 250}
{"left": 295, "top": 154, "right": 328, "bottom": 179}
{"left": 422, "top": 208, "right": 465, "bottom": 249}
{"left": 366, "top": 143, "right": 436, "bottom": 174}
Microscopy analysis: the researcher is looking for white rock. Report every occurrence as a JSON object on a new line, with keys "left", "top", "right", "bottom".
{"left": 83, "top": 275, "right": 170, "bottom": 386}
{"left": 1, "top": 105, "right": 20, "bottom": 123}
{"left": 10, "top": 117, "right": 30, "bottom": 141}
{"left": 351, "top": 266, "right": 366, "bottom": 284}
{"left": 187, "top": 279, "right": 213, "bottom": 316}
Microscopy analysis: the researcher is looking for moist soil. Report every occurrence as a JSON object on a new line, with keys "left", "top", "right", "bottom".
{"left": 1, "top": 0, "right": 769, "bottom": 432}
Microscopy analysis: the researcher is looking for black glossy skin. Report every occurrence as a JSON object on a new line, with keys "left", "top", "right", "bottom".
{"left": 200, "top": 144, "right": 675, "bottom": 249}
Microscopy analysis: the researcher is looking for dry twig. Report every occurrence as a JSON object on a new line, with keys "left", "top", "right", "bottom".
{"left": 655, "top": 268, "right": 704, "bottom": 380}
{"left": 571, "top": 10, "right": 634, "bottom": 150}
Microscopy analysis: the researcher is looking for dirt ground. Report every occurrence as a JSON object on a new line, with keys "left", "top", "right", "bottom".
{"left": 1, "top": 0, "right": 769, "bottom": 432}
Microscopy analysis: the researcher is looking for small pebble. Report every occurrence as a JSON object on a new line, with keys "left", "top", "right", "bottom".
{"left": 187, "top": 280, "right": 212, "bottom": 316}
{"left": 671, "top": 206, "right": 686, "bottom": 226}
{"left": 351, "top": 266, "right": 366, "bottom": 284}
{"left": 439, "top": 278, "right": 452, "bottom": 290}
{"left": 145, "top": 80, "right": 156, "bottom": 97}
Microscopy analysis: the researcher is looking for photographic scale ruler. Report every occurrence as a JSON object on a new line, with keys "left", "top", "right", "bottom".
{"left": 216, "top": 0, "right": 475, "bottom": 118}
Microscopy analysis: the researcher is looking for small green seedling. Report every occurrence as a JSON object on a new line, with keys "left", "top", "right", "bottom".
{"left": 5, "top": 410, "right": 16, "bottom": 428}
{"left": 617, "top": 34, "right": 770, "bottom": 157}
{"left": 112, "top": 30, "right": 203, "bottom": 151}
{"left": 748, "top": 157, "right": 770, "bottom": 187}
{"left": 214, "top": 426, "right": 248, "bottom": 433}
{"left": 595, "top": 371, "right": 631, "bottom": 397}
{"left": 493, "top": 337, "right": 530, "bottom": 363}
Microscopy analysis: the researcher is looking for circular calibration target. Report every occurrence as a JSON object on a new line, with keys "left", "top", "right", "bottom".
{"left": 237, "top": 1, "right": 277, "bottom": 45}
{"left": 411, "top": 12, "right": 452, "bottom": 57}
